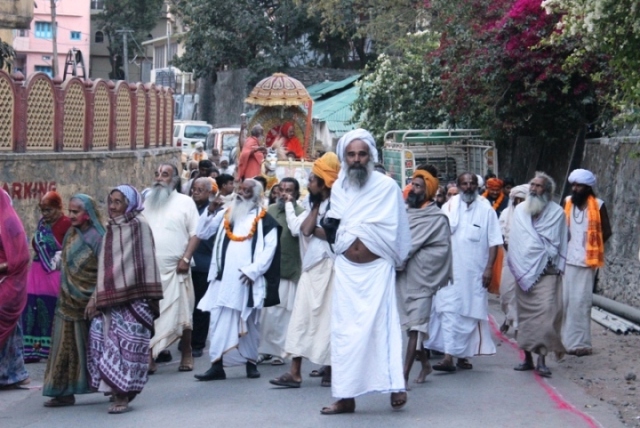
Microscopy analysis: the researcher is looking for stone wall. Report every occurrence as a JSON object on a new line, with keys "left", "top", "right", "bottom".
{"left": 581, "top": 137, "right": 640, "bottom": 309}
{"left": 0, "top": 147, "right": 181, "bottom": 239}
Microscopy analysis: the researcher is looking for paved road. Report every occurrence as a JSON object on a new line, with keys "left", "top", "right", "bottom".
{"left": 0, "top": 298, "right": 624, "bottom": 428}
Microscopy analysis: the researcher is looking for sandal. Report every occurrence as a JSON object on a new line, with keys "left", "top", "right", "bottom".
{"left": 321, "top": 399, "right": 356, "bottom": 415}
{"left": 44, "top": 396, "right": 75, "bottom": 407}
{"left": 269, "top": 372, "right": 301, "bottom": 388}
{"left": 309, "top": 366, "right": 326, "bottom": 378}
{"left": 432, "top": 361, "right": 456, "bottom": 372}
{"left": 575, "top": 348, "right": 592, "bottom": 357}
{"left": 108, "top": 396, "right": 130, "bottom": 414}
{"left": 256, "top": 354, "right": 272, "bottom": 365}
{"left": 179, "top": 354, "right": 194, "bottom": 372}
{"left": 535, "top": 366, "right": 552, "bottom": 378}
{"left": 456, "top": 359, "right": 473, "bottom": 370}
{"left": 321, "top": 366, "right": 331, "bottom": 387}
{"left": 514, "top": 362, "right": 535, "bottom": 371}
{"left": 271, "top": 357, "right": 285, "bottom": 366}
{"left": 391, "top": 391, "right": 408, "bottom": 410}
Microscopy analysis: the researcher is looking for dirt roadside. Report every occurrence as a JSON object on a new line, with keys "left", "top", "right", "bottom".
{"left": 490, "top": 296, "right": 640, "bottom": 427}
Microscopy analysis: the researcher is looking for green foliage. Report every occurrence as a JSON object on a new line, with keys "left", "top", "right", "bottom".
{"left": 94, "top": 0, "right": 165, "bottom": 79}
{"left": 0, "top": 38, "right": 16, "bottom": 72}
{"left": 352, "top": 31, "right": 446, "bottom": 141}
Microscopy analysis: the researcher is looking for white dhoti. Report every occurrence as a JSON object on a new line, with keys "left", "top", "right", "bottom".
{"left": 150, "top": 263, "right": 195, "bottom": 358}
{"left": 259, "top": 278, "right": 297, "bottom": 358}
{"left": 284, "top": 258, "right": 334, "bottom": 366}
{"left": 331, "top": 256, "right": 404, "bottom": 399}
{"left": 500, "top": 249, "right": 518, "bottom": 329}
{"left": 562, "top": 264, "right": 595, "bottom": 351}
{"left": 205, "top": 307, "right": 260, "bottom": 366}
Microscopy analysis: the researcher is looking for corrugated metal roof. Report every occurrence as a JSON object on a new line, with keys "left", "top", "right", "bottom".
{"left": 306, "top": 74, "right": 361, "bottom": 100}
{"left": 312, "top": 85, "right": 360, "bottom": 135}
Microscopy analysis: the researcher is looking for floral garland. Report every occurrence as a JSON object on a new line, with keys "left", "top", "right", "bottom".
{"left": 482, "top": 190, "right": 505, "bottom": 211}
{"left": 224, "top": 208, "right": 267, "bottom": 242}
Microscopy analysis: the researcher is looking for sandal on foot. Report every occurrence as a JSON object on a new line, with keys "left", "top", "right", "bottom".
{"left": 456, "top": 359, "right": 473, "bottom": 370}
{"left": 321, "top": 399, "right": 355, "bottom": 415}
{"left": 535, "top": 366, "right": 552, "bottom": 378}
{"left": 432, "top": 362, "right": 456, "bottom": 372}
{"left": 108, "top": 398, "right": 130, "bottom": 415}
{"left": 154, "top": 350, "right": 172, "bottom": 363}
{"left": 44, "top": 396, "right": 75, "bottom": 407}
{"left": 309, "top": 366, "right": 326, "bottom": 377}
{"left": 321, "top": 366, "right": 331, "bottom": 387}
{"left": 179, "top": 355, "right": 194, "bottom": 372}
{"left": 271, "top": 357, "right": 285, "bottom": 366}
{"left": 256, "top": 354, "right": 272, "bottom": 365}
{"left": 575, "top": 348, "right": 592, "bottom": 357}
{"left": 514, "top": 362, "right": 535, "bottom": 371}
{"left": 391, "top": 392, "right": 408, "bottom": 410}
{"left": 269, "top": 372, "right": 301, "bottom": 388}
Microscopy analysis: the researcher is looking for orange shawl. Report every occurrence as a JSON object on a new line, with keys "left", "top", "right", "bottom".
{"left": 564, "top": 196, "right": 604, "bottom": 267}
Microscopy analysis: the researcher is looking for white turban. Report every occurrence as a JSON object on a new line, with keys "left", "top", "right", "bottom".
{"left": 476, "top": 174, "right": 484, "bottom": 188}
{"left": 336, "top": 128, "right": 378, "bottom": 163}
{"left": 510, "top": 183, "right": 529, "bottom": 200}
{"left": 568, "top": 169, "right": 596, "bottom": 187}
{"left": 220, "top": 155, "right": 229, "bottom": 162}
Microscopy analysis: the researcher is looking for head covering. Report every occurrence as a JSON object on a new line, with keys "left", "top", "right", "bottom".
{"left": 41, "top": 191, "right": 63, "bottom": 210}
{"left": 476, "top": 174, "right": 484, "bottom": 189}
{"left": 0, "top": 190, "right": 30, "bottom": 349}
{"left": 204, "top": 177, "right": 219, "bottom": 194}
{"left": 486, "top": 178, "right": 504, "bottom": 191}
{"left": 70, "top": 193, "right": 106, "bottom": 236}
{"left": 220, "top": 155, "right": 230, "bottom": 163}
{"left": 281, "top": 122, "right": 294, "bottom": 136}
{"left": 568, "top": 169, "right": 596, "bottom": 188}
{"left": 312, "top": 152, "right": 341, "bottom": 188}
{"left": 195, "top": 142, "right": 204, "bottom": 150}
{"left": 413, "top": 170, "right": 439, "bottom": 200}
{"left": 335, "top": 128, "right": 378, "bottom": 163}
{"left": 509, "top": 184, "right": 529, "bottom": 200}
{"left": 113, "top": 184, "right": 144, "bottom": 213}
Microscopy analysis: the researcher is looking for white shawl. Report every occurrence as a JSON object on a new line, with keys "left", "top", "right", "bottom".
{"left": 507, "top": 201, "right": 568, "bottom": 292}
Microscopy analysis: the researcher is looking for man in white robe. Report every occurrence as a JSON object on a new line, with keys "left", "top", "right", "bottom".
{"left": 509, "top": 172, "right": 568, "bottom": 377}
{"left": 320, "top": 129, "right": 410, "bottom": 415}
{"left": 269, "top": 152, "right": 340, "bottom": 388}
{"left": 426, "top": 172, "right": 502, "bottom": 372}
{"left": 145, "top": 164, "right": 200, "bottom": 373}
{"left": 194, "top": 179, "right": 280, "bottom": 381}
{"left": 562, "top": 169, "right": 611, "bottom": 356}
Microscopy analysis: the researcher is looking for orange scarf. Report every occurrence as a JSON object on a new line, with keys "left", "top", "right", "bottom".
{"left": 482, "top": 190, "right": 504, "bottom": 211}
{"left": 564, "top": 196, "right": 604, "bottom": 267}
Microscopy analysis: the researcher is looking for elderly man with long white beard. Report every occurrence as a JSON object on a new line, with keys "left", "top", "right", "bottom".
{"left": 320, "top": 129, "right": 410, "bottom": 415}
{"left": 508, "top": 172, "right": 568, "bottom": 377}
{"left": 194, "top": 179, "right": 281, "bottom": 381}
{"left": 426, "top": 172, "right": 502, "bottom": 372}
{"left": 145, "top": 164, "right": 200, "bottom": 373}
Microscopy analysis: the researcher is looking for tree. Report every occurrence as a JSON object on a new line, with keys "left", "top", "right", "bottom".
{"left": 352, "top": 31, "right": 446, "bottom": 141}
{"left": 541, "top": 0, "right": 640, "bottom": 117}
{"left": 0, "top": 38, "right": 16, "bottom": 72}
{"left": 94, "top": 0, "right": 165, "bottom": 80}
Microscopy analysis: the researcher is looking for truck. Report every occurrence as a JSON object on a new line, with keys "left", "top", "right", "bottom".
{"left": 381, "top": 129, "right": 498, "bottom": 187}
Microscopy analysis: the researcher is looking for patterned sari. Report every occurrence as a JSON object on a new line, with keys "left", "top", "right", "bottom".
{"left": 42, "top": 224, "right": 103, "bottom": 397}
{"left": 22, "top": 216, "right": 71, "bottom": 361}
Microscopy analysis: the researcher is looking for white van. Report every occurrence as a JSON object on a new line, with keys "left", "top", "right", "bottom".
{"left": 173, "top": 121, "right": 212, "bottom": 155}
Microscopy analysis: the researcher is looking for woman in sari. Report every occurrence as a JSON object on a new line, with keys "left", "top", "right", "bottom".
{"left": 21, "top": 191, "right": 72, "bottom": 363}
{"left": 43, "top": 194, "right": 105, "bottom": 407}
{"left": 0, "top": 190, "right": 31, "bottom": 388}
{"left": 86, "top": 185, "right": 163, "bottom": 414}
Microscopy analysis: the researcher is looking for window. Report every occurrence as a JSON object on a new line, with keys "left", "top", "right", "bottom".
{"left": 35, "top": 22, "right": 52, "bottom": 39}
{"left": 94, "top": 31, "right": 104, "bottom": 43}
{"left": 16, "top": 29, "right": 29, "bottom": 37}
{"left": 71, "top": 31, "right": 81, "bottom": 40}
{"left": 154, "top": 45, "right": 165, "bottom": 69}
{"left": 35, "top": 66, "right": 53, "bottom": 77}
{"left": 91, "top": 0, "right": 105, "bottom": 9}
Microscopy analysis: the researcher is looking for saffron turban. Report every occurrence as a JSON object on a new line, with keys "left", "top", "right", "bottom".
{"left": 196, "top": 177, "right": 218, "bottom": 194}
{"left": 509, "top": 184, "right": 529, "bottom": 200}
{"left": 41, "top": 191, "right": 63, "bottom": 210}
{"left": 335, "top": 128, "right": 378, "bottom": 163}
{"left": 312, "top": 152, "right": 341, "bottom": 188}
{"left": 486, "top": 178, "right": 504, "bottom": 190}
{"left": 114, "top": 184, "right": 144, "bottom": 213}
{"left": 412, "top": 170, "right": 439, "bottom": 200}
{"left": 568, "top": 169, "right": 596, "bottom": 188}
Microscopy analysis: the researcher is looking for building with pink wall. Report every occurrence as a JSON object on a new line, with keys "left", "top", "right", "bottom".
{"left": 12, "top": 0, "right": 90, "bottom": 79}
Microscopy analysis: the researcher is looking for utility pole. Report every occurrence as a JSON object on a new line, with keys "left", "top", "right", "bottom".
{"left": 116, "top": 29, "right": 133, "bottom": 81}
{"left": 50, "top": 0, "right": 58, "bottom": 77}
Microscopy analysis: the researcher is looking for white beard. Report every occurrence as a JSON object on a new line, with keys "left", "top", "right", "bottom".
{"left": 146, "top": 183, "right": 172, "bottom": 211}
{"left": 347, "top": 162, "right": 374, "bottom": 188}
{"left": 524, "top": 193, "right": 549, "bottom": 216}
{"left": 230, "top": 196, "right": 258, "bottom": 225}
{"left": 460, "top": 190, "right": 478, "bottom": 204}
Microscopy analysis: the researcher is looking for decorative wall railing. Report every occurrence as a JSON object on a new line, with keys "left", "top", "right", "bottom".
{"left": 0, "top": 70, "right": 174, "bottom": 152}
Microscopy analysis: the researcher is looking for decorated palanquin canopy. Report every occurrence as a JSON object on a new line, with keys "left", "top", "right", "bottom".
{"left": 245, "top": 73, "right": 313, "bottom": 106}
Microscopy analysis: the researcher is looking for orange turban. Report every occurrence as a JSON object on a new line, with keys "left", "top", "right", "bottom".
{"left": 486, "top": 178, "right": 504, "bottom": 191}
{"left": 412, "top": 170, "right": 439, "bottom": 200}
{"left": 197, "top": 177, "right": 218, "bottom": 194}
{"left": 312, "top": 152, "right": 340, "bottom": 188}
{"left": 41, "top": 191, "right": 63, "bottom": 209}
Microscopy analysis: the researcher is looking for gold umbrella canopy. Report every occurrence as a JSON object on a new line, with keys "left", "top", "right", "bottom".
{"left": 245, "top": 73, "right": 312, "bottom": 106}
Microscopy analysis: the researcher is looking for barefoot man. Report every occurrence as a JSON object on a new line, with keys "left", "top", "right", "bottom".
{"left": 397, "top": 169, "right": 453, "bottom": 388}
{"left": 320, "top": 129, "right": 410, "bottom": 415}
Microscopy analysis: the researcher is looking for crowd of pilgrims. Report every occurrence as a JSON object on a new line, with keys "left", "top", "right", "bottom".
{"left": 0, "top": 128, "right": 610, "bottom": 416}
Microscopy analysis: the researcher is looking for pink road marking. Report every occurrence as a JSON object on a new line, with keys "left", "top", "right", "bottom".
{"left": 488, "top": 315, "right": 600, "bottom": 428}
